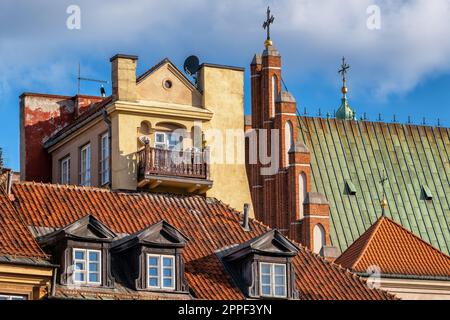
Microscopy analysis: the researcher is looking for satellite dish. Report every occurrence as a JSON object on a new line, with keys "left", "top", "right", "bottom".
{"left": 184, "top": 55, "right": 200, "bottom": 76}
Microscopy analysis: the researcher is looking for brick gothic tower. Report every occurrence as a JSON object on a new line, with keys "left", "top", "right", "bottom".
{"left": 246, "top": 35, "right": 339, "bottom": 260}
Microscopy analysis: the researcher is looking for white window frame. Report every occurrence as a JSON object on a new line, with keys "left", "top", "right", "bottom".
{"left": 0, "top": 294, "right": 26, "bottom": 300}
{"left": 60, "top": 156, "right": 71, "bottom": 184}
{"left": 72, "top": 248, "right": 101, "bottom": 285}
{"left": 259, "top": 262, "right": 287, "bottom": 298}
{"left": 100, "top": 133, "right": 110, "bottom": 185}
{"left": 146, "top": 254, "right": 175, "bottom": 290}
{"left": 80, "top": 144, "right": 91, "bottom": 186}
{"left": 154, "top": 132, "right": 167, "bottom": 149}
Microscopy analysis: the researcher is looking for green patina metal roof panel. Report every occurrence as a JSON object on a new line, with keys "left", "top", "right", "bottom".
{"left": 297, "top": 117, "right": 450, "bottom": 254}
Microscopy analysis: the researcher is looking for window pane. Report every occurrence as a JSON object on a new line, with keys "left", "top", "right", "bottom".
{"left": 275, "top": 286, "right": 286, "bottom": 297}
{"left": 163, "top": 257, "right": 173, "bottom": 267}
{"left": 148, "top": 267, "right": 158, "bottom": 277}
{"left": 148, "top": 256, "right": 158, "bottom": 266}
{"left": 89, "top": 251, "right": 99, "bottom": 262}
{"left": 89, "top": 262, "right": 98, "bottom": 272}
{"left": 75, "top": 262, "right": 84, "bottom": 271}
{"left": 156, "top": 134, "right": 165, "bottom": 143}
{"left": 163, "top": 268, "right": 173, "bottom": 277}
{"left": 74, "top": 250, "right": 84, "bottom": 260}
{"left": 74, "top": 272, "right": 84, "bottom": 282}
{"left": 89, "top": 273, "right": 99, "bottom": 283}
{"left": 163, "top": 278, "right": 173, "bottom": 288}
{"left": 262, "top": 285, "right": 271, "bottom": 295}
{"left": 149, "top": 277, "right": 158, "bottom": 287}
{"left": 11, "top": 296, "right": 26, "bottom": 300}
{"left": 275, "top": 275, "right": 285, "bottom": 286}
{"left": 261, "top": 274, "right": 271, "bottom": 285}
{"left": 274, "top": 265, "right": 285, "bottom": 276}
{"left": 0, "top": 296, "right": 8, "bottom": 300}
{"left": 261, "top": 263, "right": 271, "bottom": 274}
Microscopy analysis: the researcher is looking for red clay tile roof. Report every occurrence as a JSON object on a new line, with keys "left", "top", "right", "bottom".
{"left": 335, "top": 217, "right": 450, "bottom": 278}
{"left": 11, "top": 182, "right": 394, "bottom": 300}
{"left": 0, "top": 190, "right": 47, "bottom": 260}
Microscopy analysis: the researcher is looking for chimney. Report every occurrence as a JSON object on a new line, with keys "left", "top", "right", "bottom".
{"left": 110, "top": 54, "right": 138, "bottom": 102}
{"left": 242, "top": 203, "right": 250, "bottom": 231}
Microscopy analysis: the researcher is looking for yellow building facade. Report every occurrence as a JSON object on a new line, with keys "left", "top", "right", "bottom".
{"left": 44, "top": 55, "right": 253, "bottom": 216}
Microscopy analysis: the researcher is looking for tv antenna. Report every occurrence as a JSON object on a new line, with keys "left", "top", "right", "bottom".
{"left": 77, "top": 63, "right": 108, "bottom": 96}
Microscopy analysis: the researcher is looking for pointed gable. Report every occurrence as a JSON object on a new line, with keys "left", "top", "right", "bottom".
{"left": 39, "top": 215, "right": 117, "bottom": 244}
{"left": 335, "top": 217, "right": 450, "bottom": 278}
{"left": 136, "top": 58, "right": 202, "bottom": 107}
{"left": 112, "top": 220, "right": 188, "bottom": 251}
{"left": 224, "top": 229, "right": 299, "bottom": 261}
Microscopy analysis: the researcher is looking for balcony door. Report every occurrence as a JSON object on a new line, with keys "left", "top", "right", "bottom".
{"left": 154, "top": 132, "right": 184, "bottom": 171}
{"left": 154, "top": 132, "right": 182, "bottom": 151}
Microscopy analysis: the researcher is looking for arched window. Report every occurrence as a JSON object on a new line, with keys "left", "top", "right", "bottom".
{"left": 284, "top": 121, "right": 293, "bottom": 167}
{"left": 271, "top": 75, "right": 277, "bottom": 118}
{"left": 313, "top": 224, "right": 326, "bottom": 255}
{"left": 298, "top": 172, "right": 307, "bottom": 219}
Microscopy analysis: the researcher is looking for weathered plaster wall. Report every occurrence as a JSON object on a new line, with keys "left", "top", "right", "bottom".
{"left": 20, "top": 94, "right": 75, "bottom": 182}
{"left": 20, "top": 94, "right": 103, "bottom": 183}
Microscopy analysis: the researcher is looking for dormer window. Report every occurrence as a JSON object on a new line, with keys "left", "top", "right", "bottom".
{"left": 37, "top": 215, "right": 116, "bottom": 289}
{"left": 73, "top": 249, "right": 102, "bottom": 285}
{"left": 220, "top": 229, "right": 299, "bottom": 300}
{"left": 260, "top": 262, "right": 287, "bottom": 298}
{"left": 111, "top": 220, "right": 189, "bottom": 294}
{"left": 147, "top": 254, "right": 175, "bottom": 290}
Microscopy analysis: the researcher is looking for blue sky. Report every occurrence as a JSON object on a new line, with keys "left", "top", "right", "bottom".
{"left": 1, "top": 0, "right": 449, "bottom": 171}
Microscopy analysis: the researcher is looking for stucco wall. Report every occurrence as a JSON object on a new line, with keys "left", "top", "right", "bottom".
{"left": 110, "top": 108, "right": 201, "bottom": 191}
{"left": 50, "top": 119, "right": 108, "bottom": 186}
{"left": 198, "top": 65, "right": 254, "bottom": 216}
{"left": 137, "top": 62, "right": 202, "bottom": 107}
{"left": 375, "top": 278, "right": 450, "bottom": 300}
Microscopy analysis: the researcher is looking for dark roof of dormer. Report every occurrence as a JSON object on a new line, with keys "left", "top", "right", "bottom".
{"left": 37, "top": 214, "right": 117, "bottom": 245}
{"left": 111, "top": 220, "right": 189, "bottom": 252}
{"left": 224, "top": 229, "right": 299, "bottom": 262}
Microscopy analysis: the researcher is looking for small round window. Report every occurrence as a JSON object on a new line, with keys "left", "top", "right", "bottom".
{"left": 163, "top": 80, "right": 173, "bottom": 89}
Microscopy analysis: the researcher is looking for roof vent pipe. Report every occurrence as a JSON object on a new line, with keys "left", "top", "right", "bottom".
{"left": 243, "top": 203, "right": 250, "bottom": 231}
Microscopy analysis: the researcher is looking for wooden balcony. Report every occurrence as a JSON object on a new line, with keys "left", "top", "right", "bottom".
{"left": 137, "top": 145, "right": 212, "bottom": 193}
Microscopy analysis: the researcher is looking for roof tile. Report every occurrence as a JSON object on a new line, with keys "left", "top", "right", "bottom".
{"left": 11, "top": 182, "right": 394, "bottom": 300}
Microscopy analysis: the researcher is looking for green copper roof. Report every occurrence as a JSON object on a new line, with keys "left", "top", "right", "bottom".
{"left": 336, "top": 97, "right": 356, "bottom": 120}
{"left": 297, "top": 116, "right": 450, "bottom": 254}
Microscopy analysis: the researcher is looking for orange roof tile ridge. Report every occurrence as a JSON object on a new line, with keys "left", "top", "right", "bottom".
{"left": 346, "top": 217, "right": 386, "bottom": 269}
{"left": 382, "top": 216, "right": 450, "bottom": 262}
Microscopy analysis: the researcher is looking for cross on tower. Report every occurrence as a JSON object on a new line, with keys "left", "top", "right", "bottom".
{"left": 338, "top": 57, "right": 350, "bottom": 87}
{"left": 263, "top": 6, "right": 275, "bottom": 42}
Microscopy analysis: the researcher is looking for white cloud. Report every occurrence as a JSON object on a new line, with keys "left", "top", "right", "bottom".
{"left": 0, "top": 0, "right": 449, "bottom": 99}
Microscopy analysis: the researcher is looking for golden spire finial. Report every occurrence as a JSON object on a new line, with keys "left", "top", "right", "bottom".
{"left": 263, "top": 6, "right": 275, "bottom": 47}
{"left": 380, "top": 171, "right": 389, "bottom": 216}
